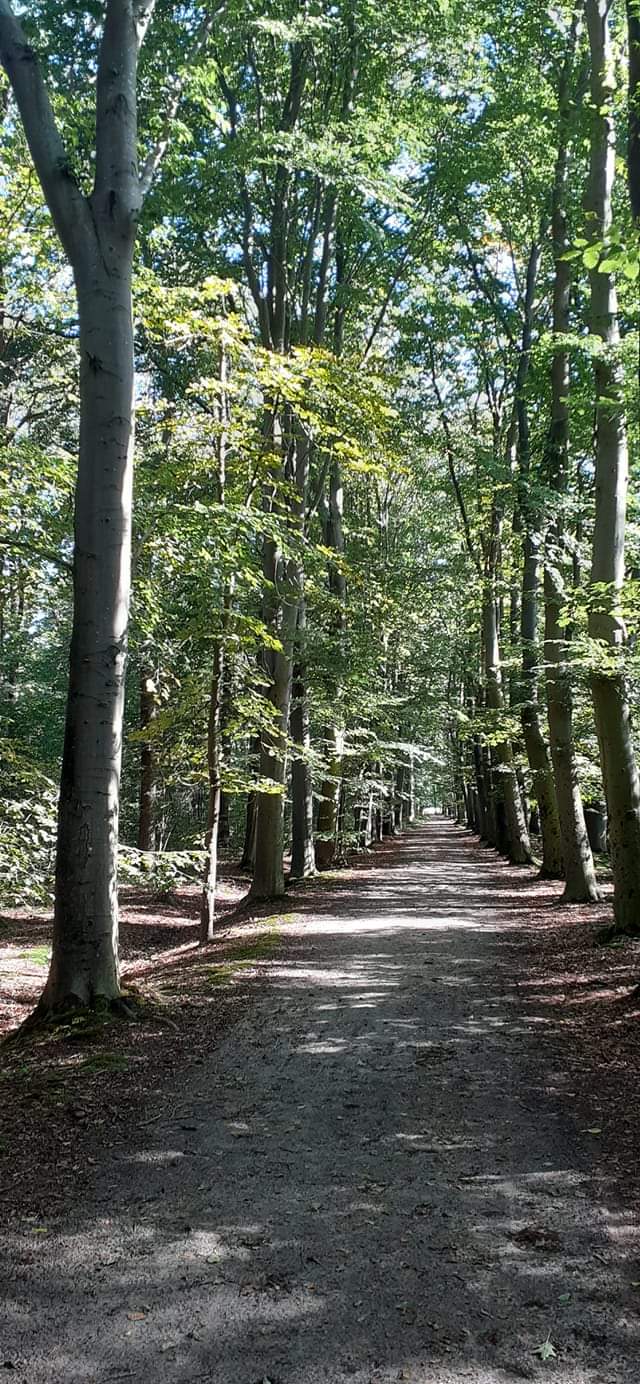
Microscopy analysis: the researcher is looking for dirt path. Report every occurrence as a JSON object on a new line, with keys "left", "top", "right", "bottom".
{"left": 2, "top": 820, "right": 639, "bottom": 1384}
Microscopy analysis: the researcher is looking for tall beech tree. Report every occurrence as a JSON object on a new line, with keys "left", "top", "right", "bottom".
{"left": 0, "top": 1, "right": 212, "bottom": 1011}
{"left": 584, "top": 0, "right": 640, "bottom": 934}
{"left": 543, "top": 13, "right": 599, "bottom": 903}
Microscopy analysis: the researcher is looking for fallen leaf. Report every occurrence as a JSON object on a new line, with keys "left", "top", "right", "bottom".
{"left": 534, "top": 1336, "right": 556, "bottom": 1361}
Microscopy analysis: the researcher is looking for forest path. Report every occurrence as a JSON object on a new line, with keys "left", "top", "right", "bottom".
{"left": 3, "top": 819, "right": 639, "bottom": 1384}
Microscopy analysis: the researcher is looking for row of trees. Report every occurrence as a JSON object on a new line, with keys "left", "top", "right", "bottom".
{"left": 440, "top": 0, "right": 640, "bottom": 936}
{"left": 1, "top": 0, "right": 639, "bottom": 1020}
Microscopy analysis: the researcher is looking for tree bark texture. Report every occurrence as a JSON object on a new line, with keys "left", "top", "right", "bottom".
{"left": 482, "top": 589, "right": 532, "bottom": 865}
{"left": 290, "top": 598, "right": 315, "bottom": 878}
{"left": 543, "top": 19, "right": 599, "bottom": 902}
{"left": 137, "top": 668, "right": 158, "bottom": 852}
{"left": 0, "top": 0, "right": 159, "bottom": 1011}
{"left": 586, "top": 0, "right": 640, "bottom": 933}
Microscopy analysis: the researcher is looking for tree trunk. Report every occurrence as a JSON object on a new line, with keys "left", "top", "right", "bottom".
{"left": 408, "top": 749, "right": 416, "bottom": 822}
{"left": 250, "top": 539, "right": 298, "bottom": 899}
{"left": 585, "top": 800, "right": 608, "bottom": 854}
{"left": 137, "top": 668, "right": 157, "bottom": 853}
{"left": 542, "top": 16, "right": 599, "bottom": 903}
{"left": 544, "top": 564, "right": 599, "bottom": 900}
{"left": 200, "top": 342, "right": 231, "bottom": 941}
{"left": 200, "top": 636, "right": 224, "bottom": 943}
{"left": 315, "top": 455, "right": 347, "bottom": 868}
{"left": 44, "top": 259, "right": 135, "bottom": 1008}
{"left": 483, "top": 590, "right": 532, "bottom": 865}
{"left": 0, "top": 0, "right": 166, "bottom": 1015}
{"left": 520, "top": 532, "right": 563, "bottom": 877}
{"left": 586, "top": 0, "right": 640, "bottom": 933}
{"left": 290, "top": 600, "right": 315, "bottom": 878}
{"left": 315, "top": 725, "right": 345, "bottom": 866}
{"left": 472, "top": 737, "right": 489, "bottom": 840}
{"left": 241, "top": 786, "right": 258, "bottom": 873}
{"left": 219, "top": 792, "right": 231, "bottom": 848}
{"left": 394, "top": 761, "right": 406, "bottom": 832}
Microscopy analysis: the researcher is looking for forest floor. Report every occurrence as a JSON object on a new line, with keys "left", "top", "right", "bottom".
{"left": 2, "top": 819, "right": 640, "bottom": 1383}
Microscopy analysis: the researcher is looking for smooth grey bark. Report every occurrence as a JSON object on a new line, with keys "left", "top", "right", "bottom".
{"left": 222, "top": 45, "right": 310, "bottom": 900}
{"left": 472, "top": 734, "right": 490, "bottom": 841}
{"left": 250, "top": 527, "right": 299, "bottom": 900}
{"left": 520, "top": 530, "right": 562, "bottom": 877}
{"left": 393, "top": 762, "right": 406, "bottom": 831}
{"left": 314, "top": 240, "right": 348, "bottom": 870}
{"left": 2, "top": 1, "right": 214, "bottom": 1008}
{"left": 585, "top": 0, "right": 640, "bottom": 933}
{"left": 290, "top": 597, "right": 315, "bottom": 878}
{"left": 241, "top": 784, "right": 258, "bottom": 873}
{"left": 0, "top": 0, "right": 144, "bottom": 1009}
{"left": 137, "top": 668, "right": 158, "bottom": 852}
{"left": 200, "top": 347, "right": 231, "bottom": 943}
{"left": 200, "top": 630, "right": 224, "bottom": 943}
{"left": 49, "top": 256, "right": 136, "bottom": 1007}
{"left": 541, "top": 23, "right": 599, "bottom": 903}
{"left": 0, "top": 0, "right": 202, "bottom": 1011}
{"left": 510, "top": 240, "right": 563, "bottom": 878}
{"left": 482, "top": 587, "right": 532, "bottom": 865}
{"left": 315, "top": 456, "right": 346, "bottom": 869}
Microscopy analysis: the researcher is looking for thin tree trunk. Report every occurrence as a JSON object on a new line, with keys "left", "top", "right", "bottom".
{"left": 483, "top": 589, "right": 532, "bottom": 864}
{"left": 137, "top": 667, "right": 157, "bottom": 853}
{"left": 408, "top": 749, "right": 416, "bottom": 822}
{"left": 520, "top": 533, "right": 563, "bottom": 877}
{"left": 585, "top": 0, "right": 640, "bottom": 933}
{"left": 241, "top": 787, "right": 258, "bottom": 872}
{"left": 315, "top": 455, "right": 347, "bottom": 868}
{"left": 290, "top": 598, "right": 315, "bottom": 878}
{"left": 200, "top": 343, "right": 232, "bottom": 941}
{"left": 200, "top": 632, "right": 223, "bottom": 943}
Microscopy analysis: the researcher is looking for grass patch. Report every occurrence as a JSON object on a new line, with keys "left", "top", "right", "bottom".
{"left": 206, "top": 962, "right": 244, "bottom": 988}
{"left": 17, "top": 946, "right": 51, "bottom": 968}
{"left": 205, "top": 919, "right": 283, "bottom": 989}
{"left": 78, "top": 1051, "right": 129, "bottom": 1074}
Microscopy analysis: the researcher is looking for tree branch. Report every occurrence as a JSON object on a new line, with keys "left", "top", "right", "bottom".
{"left": 427, "top": 342, "right": 480, "bottom": 575}
{"left": 0, "top": 0, "right": 91, "bottom": 263}
{"left": 138, "top": 6, "right": 221, "bottom": 200}
{"left": 0, "top": 535, "right": 72, "bottom": 573}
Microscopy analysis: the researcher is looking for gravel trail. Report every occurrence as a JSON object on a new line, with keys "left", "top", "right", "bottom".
{"left": 2, "top": 819, "right": 639, "bottom": 1383}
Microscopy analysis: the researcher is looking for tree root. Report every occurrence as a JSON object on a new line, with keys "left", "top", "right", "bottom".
{"left": 7, "top": 990, "right": 143, "bottom": 1043}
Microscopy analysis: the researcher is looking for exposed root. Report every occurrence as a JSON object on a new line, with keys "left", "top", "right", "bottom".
{"left": 6, "top": 990, "right": 143, "bottom": 1044}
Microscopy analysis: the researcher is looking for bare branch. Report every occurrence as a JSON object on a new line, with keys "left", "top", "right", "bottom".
{"left": 427, "top": 341, "right": 480, "bottom": 575}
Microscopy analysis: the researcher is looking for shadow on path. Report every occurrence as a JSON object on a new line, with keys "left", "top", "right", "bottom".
{"left": 2, "top": 820, "right": 639, "bottom": 1383}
